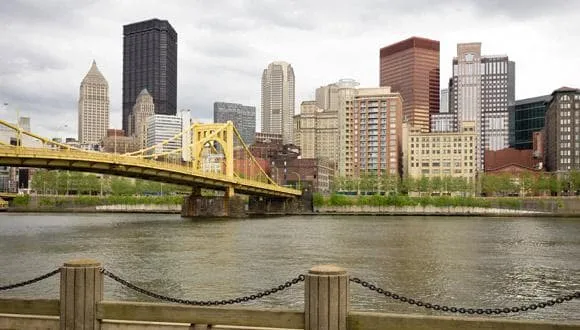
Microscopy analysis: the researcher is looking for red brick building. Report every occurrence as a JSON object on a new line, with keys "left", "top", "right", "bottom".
{"left": 484, "top": 148, "right": 543, "bottom": 175}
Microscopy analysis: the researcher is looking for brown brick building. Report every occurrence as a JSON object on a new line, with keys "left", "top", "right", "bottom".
{"left": 484, "top": 148, "right": 542, "bottom": 175}
{"left": 544, "top": 87, "right": 580, "bottom": 173}
{"left": 380, "top": 37, "right": 440, "bottom": 132}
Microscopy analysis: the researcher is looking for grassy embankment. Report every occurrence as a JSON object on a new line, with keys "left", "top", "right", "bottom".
{"left": 313, "top": 193, "right": 526, "bottom": 209}
{"left": 11, "top": 195, "right": 184, "bottom": 208}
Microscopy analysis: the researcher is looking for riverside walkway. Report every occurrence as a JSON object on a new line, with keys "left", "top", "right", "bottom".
{"left": 0, "top": 259, "right": 578, "bottom": 329}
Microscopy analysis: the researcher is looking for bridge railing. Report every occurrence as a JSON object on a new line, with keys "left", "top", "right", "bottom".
{"left": 1, "top": 259, "right": 578, "bottom": 330}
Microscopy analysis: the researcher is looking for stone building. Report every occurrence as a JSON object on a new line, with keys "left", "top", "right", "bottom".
{"left": 78, "top": 60, "right": 109, "bottom": 145}
{"left": 404, "top": 121, "right": 477, "bottom": 179}
{"left": 293, "top": 101, "right": 338, "bottom": 163}
{"left": 128, "top": 89, "right": 155, "bottom": 149}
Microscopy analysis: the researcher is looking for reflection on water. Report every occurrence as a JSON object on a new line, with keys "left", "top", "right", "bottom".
{"left": 0, "top": 213, "right": 578, "bottom": 321}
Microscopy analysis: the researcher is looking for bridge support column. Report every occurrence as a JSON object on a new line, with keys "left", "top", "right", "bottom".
{"left": 181, "top": 186, "right": 245, "bottom": 218}
{"left": 60, "top": 259, "right": 103, "bottom": 330}
{"left": 248, "top": 189, "right": 313, "bottom": 215}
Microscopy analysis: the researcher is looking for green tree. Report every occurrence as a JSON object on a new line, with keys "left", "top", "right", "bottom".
{"left": 111, "top": 177, "right": 136, "bottom": 196}
{"left": 481, "top": 174, "right": 498, "bottom": 196}
{"left": 418, "top": 176, "right": 431, "bottom": 195}
{"left": 570, "top": 170, "right": 580, "bottom": 195}
{"left": 549, "top": 175, "right": 562, "bottom": 196}
{"left": 431, "top": 177, "right": 443, "bottom": 194}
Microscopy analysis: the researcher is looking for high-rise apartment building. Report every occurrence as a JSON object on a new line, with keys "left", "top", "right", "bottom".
{"left": 213, "top": 102, "right": 256, "bottom": 145}
{"left": 352, "top": 87, "right": 403, "bottom": 176}
{"left": 261, "top": 61, "right": 295, "bottom": 144}
{"left": 379, "top": 37, "right": 439, "bottom": 131}
{"left": 128, "top": 89, "right": 155, "bottom": 149}
{"left": 78, "top": 60, "right": 109, "bottom": 145}
{"left": 544, "top": 87, "right": 580, "bottom": 172}
{"left": 123, "top": 19, "right": 177, "bottom": 132}
{"left": 293, "top": 101, "right": 338, "bottom": 162}
{"left": 450, "top": 43, "right": 515, "bottom": 170}
{"left": 510, "top": 95, "right": 551, "bottom": 149}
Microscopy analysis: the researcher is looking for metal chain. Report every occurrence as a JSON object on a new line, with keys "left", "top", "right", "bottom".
{"left": 100, "top": 267, "right": 305, "bottom": 305}
{"left": 0, "top": 269, "right": 61, "bottom": 291}
{"left": 350, "top": 277, "right": 580, "bottom": 315}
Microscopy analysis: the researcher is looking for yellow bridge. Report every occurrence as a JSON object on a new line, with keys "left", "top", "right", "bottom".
{"left": 0, "top": 119, "right": 300, "bottom": 198}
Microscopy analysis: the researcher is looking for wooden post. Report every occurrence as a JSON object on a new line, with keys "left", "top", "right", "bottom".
{"left": 60, "top": 259, "right": 103, "bottom": 330}
{"left": 305, "top": 265, "right": 349, "bottom": 330}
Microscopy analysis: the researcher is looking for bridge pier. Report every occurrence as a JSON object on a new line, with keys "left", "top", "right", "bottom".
{"left": 181, "top": 187, "right": 246, "bottom": 218}
{"left": 248, "top": 189, "right": 313, "bottom": 216}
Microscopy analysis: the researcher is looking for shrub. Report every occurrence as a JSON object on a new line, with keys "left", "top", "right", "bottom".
{"left": 12, "top": 195, "right": 31, "bottom": 207}
{"left": 313, "top": 193, "right": 325, "bottom": 207}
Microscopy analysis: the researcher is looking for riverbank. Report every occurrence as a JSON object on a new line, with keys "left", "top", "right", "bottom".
{"left": 6, "top": 194, "right": 580, "bottom": 217}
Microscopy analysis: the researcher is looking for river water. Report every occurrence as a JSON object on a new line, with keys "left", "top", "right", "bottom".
{"left": 0, "top": 213, "right": 578, "bottom": 322}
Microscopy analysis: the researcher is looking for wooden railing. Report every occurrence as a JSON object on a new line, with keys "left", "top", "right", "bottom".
{"left": 0, "top": 259, "right": 578, "bottom": 330}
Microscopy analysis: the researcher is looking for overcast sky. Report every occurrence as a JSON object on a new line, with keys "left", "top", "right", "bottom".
{"left": 1, "top": 0, "right": 579, "bottom": 139}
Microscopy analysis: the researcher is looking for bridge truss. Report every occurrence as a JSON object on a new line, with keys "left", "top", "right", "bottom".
{"left": 0, "top": 119, "right": 300, "bottom": 198}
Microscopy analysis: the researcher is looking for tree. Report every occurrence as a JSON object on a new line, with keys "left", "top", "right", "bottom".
{"left": 111, "top": 177, "right": 136, "bottom": 196}
{"left": 400, "top": 176, "right": 415, "bottom": 195}
{"left": 519, "top": 173, "right": 534, "bottom": 197}
{"left": 481, "top": 174, "right": 498, "bottom": 196}
{"left": 549, "top": 175, "right": 562, "bottom": 196}
{"left": 431, "top": 177, "right": 443, "bottom": 194}
{"left": 570, "top": 170, "right": 580, "bottom": 195}
{"left": 418, "top": 176, "right": 431, "bottom": 195}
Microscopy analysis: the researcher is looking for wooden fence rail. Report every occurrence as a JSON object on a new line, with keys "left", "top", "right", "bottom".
{"left": 0, "top": 259, "right": 578, "bottom": 330}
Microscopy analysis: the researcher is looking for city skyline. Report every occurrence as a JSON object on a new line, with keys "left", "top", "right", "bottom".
{"left": 0, "top": 0, "right": 579, "bottom": 138}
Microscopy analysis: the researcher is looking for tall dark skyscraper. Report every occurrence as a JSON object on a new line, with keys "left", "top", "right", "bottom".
{"left": 122, "top": 19, "right": 177, "bottom": 132}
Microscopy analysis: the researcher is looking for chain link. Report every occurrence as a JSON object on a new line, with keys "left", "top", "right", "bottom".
{"left": 100, "top": 267, "right": 305, "bottom": 305}
{"left": 0, "top": 269, "right": 61, "bottom": 291}
{"left": 350, "top": 277, "right": 579, "bottom": 315}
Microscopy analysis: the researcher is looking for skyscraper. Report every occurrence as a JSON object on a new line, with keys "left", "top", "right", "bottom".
{"left": 450, "top": 43, "right": 515, "bottom": 170}
{"left": 78, "top": 60, "right": 109, "bottom": 145}
{"left": 122, "top": 19, "right": 177, "bottom": 132}
{"left": 261, "top": 61, "right": 295, "bottom": 144}
{"left": 379, "top": 37, "right": 440, "bottom": 132}
{"left": 213, "top": 102, "right": 256, "bottom": 145}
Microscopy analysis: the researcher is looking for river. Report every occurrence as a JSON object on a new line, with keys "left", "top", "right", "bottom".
{"left": 0, "top": 213, "right": 578, "bottom": 322}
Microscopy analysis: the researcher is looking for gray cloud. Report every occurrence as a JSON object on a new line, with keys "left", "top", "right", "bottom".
{"left": 0, "top": 0, "right": 579, "bottom": 139}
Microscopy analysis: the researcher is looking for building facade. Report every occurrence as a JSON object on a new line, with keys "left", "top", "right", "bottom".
{"left": 544, "top": 87, "right": 580, "bottom": 172}
{"left": 123, "top": 19, "right": 177, "bottom": 132}
{"left": 146, "top": 114, "right": 182, "bottom": 155}
{"left": 406, "top": 121, "right": 477, "bottom": 180}
{"left": 78, "top": 60, "right": 109, "bottom": 145}
{"left": 293, "top": 101, "right": 339, "bottom": 164}
{"left": 430, "top": 113, "right": 458, "bottom": 133}
{"left": 379, "top": 37, "right": 440, "bottom": 131}
{"left": 271, "top": 158, "right": 334, "bottom": 193}
{"left": 352, "top": 87, "right": 403, "bottom": 177}
{"left": 128, "top": 89, "right": 155, "bottom": 149}
{"left": 510, "top": 95, "right": 551, "bottom": 150}
{"left": 440, "top": 88, "right": 449, "bottom": 113}
{"left": 450, "top": 42, "right": 515, "bottom": 170}
{"left": 261, "top": 61, "right": 295, "bottom": 144}
{"left": 213, "top": 102, "right": 256, "bottom": 145}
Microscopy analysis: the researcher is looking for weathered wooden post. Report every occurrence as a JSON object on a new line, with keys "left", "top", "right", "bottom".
{"left": 60, "top": 259, "right": 103, "bottom": 330}
{"left": 305, "top": 265, "right": 349, "bottom": 330}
